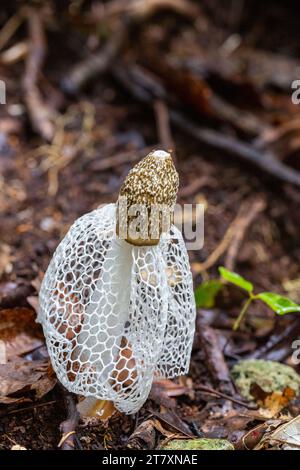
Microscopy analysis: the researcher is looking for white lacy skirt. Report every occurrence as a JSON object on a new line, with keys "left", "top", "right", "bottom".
{"left": 38, "top": 203, "right": 196, "bottom": 414}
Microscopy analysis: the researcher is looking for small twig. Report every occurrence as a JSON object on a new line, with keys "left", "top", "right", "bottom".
{"left": 192, "top": 197, "right": 266, "bottom": 273}
{"left": 0, "top": 10, "right": 24, "bottom": 51}
{"left": 0, "top": 41, "right": 28, "bottom": 65}
{"left": 88, "top": 145, "right": 158, "bottom": 171}
{"left": 22, "top": 6, "right": 55, "bottom": 141}
{"left": 196, "top": 311, "right": 234, "bottom": 396}
{"left": 112, "top": 63, "right": 300, "bottom": 189}
{"left": 179, "top": 176, "right": 216, "bottom": 198}
{"left": 225, "top": 197, "right": 266, "bottom": 271}
{"left": 171, "top": 110, "right": 300, "bottom": 188}
{"left": 195, "top": 384, "right": 257, "bottom": 410}
{"left": 154, "top": 100, "right": 176, "bottom": 160}
{"left": 58, "top": 389, "right": 79, "bottom": 451}
{"left": 0, "top": 399, "right": 62, "bottom": 418}
{"left": 195, "top": 201, "right": 252, "bottom": 273}
{"left": 250, "top": 319, "right": 300, "bottom": 360}
{"left": 61, "top": 25, "right": 127, "bottom": 94}
{"left": 82, "top": 0, "right": 201, "bottom": 23}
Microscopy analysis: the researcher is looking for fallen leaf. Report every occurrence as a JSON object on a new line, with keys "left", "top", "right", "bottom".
{"left": 237, "top": 418, "right": 288, "bottom": 450}
{"left": 0, "top": 308, "right": 43, "bottom": 359}
{"left": 153, "top": 378, "right": 190, "bottom": 397}
{"left": 0, "top": 281, "right": 32, "bottom": 309}
{"left": 126, "top": 419, "right": 156, "bottom": 449}
{"left": 151, "top": 410, "right": 194, "bottom": 437}
{"left": 200, "top": 408, "right": 260, "bottom": 440}
{"left": 250, "top": 383, "right": 296, "bottom": 417}
{"left": 152, "top": 418, "right": 183, "bottom": 439}
{"left": 0, "top": 359, "right": 56, "bottom": 403}
{"left": 150, "top": 378, "right": 190, "bottom": 408}
{"left": 255, "top": 415, "right": 300, "bottom": 450}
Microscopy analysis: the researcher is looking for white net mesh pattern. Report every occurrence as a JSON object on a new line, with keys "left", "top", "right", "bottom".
{"left": 38, "top": 204, "right": 196, "bottom": 414}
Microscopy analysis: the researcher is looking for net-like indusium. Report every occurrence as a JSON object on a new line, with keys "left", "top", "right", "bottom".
{"left": 38, "top": 203, "right": 196, "bottom": 415}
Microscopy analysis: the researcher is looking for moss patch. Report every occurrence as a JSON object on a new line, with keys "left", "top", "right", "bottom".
{"left": 232, "top": 359, "right": 300, "bottom": 401}
{"left": 161, "top": 438, "right": 234, "bottom": 450}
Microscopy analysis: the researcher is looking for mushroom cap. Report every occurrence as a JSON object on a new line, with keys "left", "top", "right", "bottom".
{"left": 118, "top": 150, "right": 179, "bottom": 208}
{"left": 117, "top": 150, "right": 179, "bottom": 246}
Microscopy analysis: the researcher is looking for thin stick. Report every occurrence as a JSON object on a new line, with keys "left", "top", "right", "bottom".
{"left": 61, "top": 25, "right": 127, "bottom": 94}
{"left": 112, "top": 63, "right": 300, "bottom": 189}
{"left": 88, "top": 145, "right": 158, "bottom": 171}
{"left": 0, "top": 41, "right": 28, "bottom": 65}
{"left": 196, "top": 311, "right": 234, "bottom": 396}
{"left": 171, "top": 110, "right": 300, "bottom": 188}
{"left": 154, "top": 100, "right": 176, "bottom": 161}
{"left": 179, "top": 176, "right": 215, "bottom": 198}
{"left": 195, "top": 384, "right": 257, "bottom": 410}
{"left": 194, "top": 201, "right": 253, "bottom": 273}
{"left": 0, "top": 11, "right": 24, "bottom": 51}
{"left": 22, "top": 7, "right": 54, "bottom": 141}
{"left": 225, "top": 197, "right": 266, "bottom": 271}
{"left": 0, "top": 399, "right": 62, "bottom": 418}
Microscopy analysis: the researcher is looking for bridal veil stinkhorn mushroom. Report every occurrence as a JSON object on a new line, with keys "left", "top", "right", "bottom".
{"left": 38, "top": 150, "right": 196, "bottom": 416}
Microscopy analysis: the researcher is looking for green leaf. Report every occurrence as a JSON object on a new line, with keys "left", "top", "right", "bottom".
{"left": 257, "top": 292, "right": 300, "bottom": 315}
{"left": 219, "top": 267, "right": 253, "bottom": 293}
{"left": 194, "top": 280, "right": 223, "bottom": 308}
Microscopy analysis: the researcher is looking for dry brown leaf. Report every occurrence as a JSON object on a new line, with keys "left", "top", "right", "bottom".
{"left": 0, "top": 307, "right": 43, "bottom": 359}
{"left": 126, "top": 419, "right": 156, "bottom": 449}
{"left": 152, "top": 418, "right": 183, "bottom": 439}
{"left": 151, "top": 410, "right": 194, "bottom": 437}
{"left": 250, "top": 383, "right": 296, "bottom": 418}
{"left": 237, "top": 418, "right": 287, "bottom": 450}
{"left": 153, "top": 378, "right": 190, "bottom": 397}
{"left": 0, "top": 359, "right": 56, "bottom": 403}
{"left": 149, "top": 378, "right": 190, "bottom": 408}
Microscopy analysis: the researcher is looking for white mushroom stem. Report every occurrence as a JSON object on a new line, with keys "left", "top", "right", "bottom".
{"left": 82, "top": 239, "right": 132, "bottom": 375}
{"left": 78, "top": 239, "right": 133, "bottom": 417}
